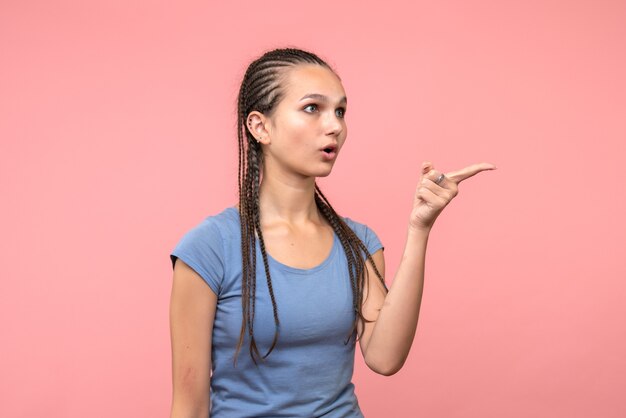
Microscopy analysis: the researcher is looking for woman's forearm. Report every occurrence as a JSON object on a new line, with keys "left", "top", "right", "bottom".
{"left": 364, "top": 226, "right": 430, "bottom": 375}
{"left": 363, "top": 161, "right": 495, "bottom": 375}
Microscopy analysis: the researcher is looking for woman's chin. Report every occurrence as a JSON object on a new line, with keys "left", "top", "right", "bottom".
{"left": 313, "top": 166, "right": 335, "bottom": 178}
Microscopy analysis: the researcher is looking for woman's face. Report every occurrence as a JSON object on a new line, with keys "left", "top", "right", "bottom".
{"left": 259, "top": 64, "right": 348, "bottom": 179}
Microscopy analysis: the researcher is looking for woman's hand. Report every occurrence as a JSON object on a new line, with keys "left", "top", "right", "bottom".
{"left": 409, "top": 161, "right": 497, "bottom": 232}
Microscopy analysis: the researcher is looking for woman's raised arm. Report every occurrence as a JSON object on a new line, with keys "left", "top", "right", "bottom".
{"left": 169, "top": 259, "right": 217, "bottom": 418}
{"left": 358, "top": 161, "right": 496, "bottom": 375}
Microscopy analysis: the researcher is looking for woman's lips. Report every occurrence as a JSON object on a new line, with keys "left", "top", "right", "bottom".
{"left": 321, "top": 149, "right": 337, "bottom": 160}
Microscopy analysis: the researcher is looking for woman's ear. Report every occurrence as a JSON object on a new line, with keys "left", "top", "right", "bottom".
{"left": 246, "top": 111, "right": 271, "bottom": 144}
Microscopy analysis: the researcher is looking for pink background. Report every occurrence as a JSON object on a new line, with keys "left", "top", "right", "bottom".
{"left": 1, "top": 0, "right": 625, "bottom": 417}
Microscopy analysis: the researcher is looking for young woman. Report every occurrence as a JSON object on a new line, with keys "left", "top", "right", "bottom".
{"left": 169, "top": 47, "right": 495, "bottom": 417}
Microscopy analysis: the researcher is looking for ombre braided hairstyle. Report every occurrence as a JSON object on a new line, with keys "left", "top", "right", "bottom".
{"left": 235, "top": 47, "right": 388, "bottom": 365}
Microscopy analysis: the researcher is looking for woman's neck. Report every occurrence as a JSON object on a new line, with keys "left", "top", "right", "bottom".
{"left": 257, "top": 174, "right": 321, "bottom": 225}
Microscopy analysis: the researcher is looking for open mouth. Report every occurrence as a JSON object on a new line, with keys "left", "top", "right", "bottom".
{"left": 323, "top": 146, "right": 336, "bottom": 154}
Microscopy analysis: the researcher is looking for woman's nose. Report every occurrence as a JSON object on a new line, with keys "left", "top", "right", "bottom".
{"left": 324, "top": 111, "right": 343, "bottom": 136}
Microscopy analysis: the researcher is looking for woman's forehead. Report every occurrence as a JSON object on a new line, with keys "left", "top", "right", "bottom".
{"left": 282, "top": 64, "right": 346, "bottom": 101}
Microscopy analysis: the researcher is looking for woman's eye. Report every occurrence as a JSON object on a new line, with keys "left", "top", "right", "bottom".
{"left": 303, "top": 104, "right": 345, "bottom": 118}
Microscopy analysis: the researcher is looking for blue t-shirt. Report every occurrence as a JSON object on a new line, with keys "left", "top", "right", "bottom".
{"left": 170, "top": 206, "right": 384, "bottom": 417}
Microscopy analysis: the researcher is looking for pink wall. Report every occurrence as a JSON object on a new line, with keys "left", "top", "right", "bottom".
{"left": 2, "top": 0, "right": 625, "bottom": 416}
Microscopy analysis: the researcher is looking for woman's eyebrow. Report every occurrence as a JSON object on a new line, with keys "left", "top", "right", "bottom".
{"left": 299, "top": 93, "right": 347, "bottom": 105}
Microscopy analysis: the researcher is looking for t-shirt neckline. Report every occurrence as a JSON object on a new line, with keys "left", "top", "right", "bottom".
{"left": 227, "top": 206, "right": 338, "bottom": 275}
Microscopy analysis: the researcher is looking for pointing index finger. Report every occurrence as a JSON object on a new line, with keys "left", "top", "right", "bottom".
{"left": 446, "top": 163, "right": 497, "bottom": 184}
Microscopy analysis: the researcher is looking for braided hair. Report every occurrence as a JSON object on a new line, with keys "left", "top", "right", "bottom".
{"left": 234, "top": 47, "right": 387, "bottom": 366}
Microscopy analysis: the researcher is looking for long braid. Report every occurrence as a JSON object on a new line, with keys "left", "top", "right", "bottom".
{"left": 315, "top": 184, "right": 386, "bottom": 283}
{"left": 315, "top": 193, "right": 360, "bottom": 329}
{"left": 234, "top": 52, "right": 292, "bottom": 366}
{"left": 250, "top": 140, "right": 280, "bottom": 361}
{"left": 314, "top": 185, "right": 387, "bottom": 343}
{"left": 245, "top": 140, "right": 262, "bottom": 363}
{"left": 234, "top": 82, "right": 250, "bottom": 364}
{"left": 234, "top": 47, "right": 385, "bottom": 365}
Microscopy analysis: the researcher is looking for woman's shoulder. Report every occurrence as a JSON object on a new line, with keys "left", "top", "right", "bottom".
{"left": 192, "top": 205, "right": 239, "bottom": 231}
{"left": 341, "top": 215, "right": 383, "bottom": 250}
{"left": 175, "top": 206, "right": 239, "bottom": 246}
{"left": 204, "top": 205, "right": 239, "bottom": 225}
{"left": 341, "top": 214, "right": 372, "bottom": 234}
{"left": 170, "top": 207, "right": 238, "bottom": 293}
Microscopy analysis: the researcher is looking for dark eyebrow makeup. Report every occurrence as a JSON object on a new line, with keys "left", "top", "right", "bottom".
{"left": 299, "top": 93, "right": 347, "bottom": 105}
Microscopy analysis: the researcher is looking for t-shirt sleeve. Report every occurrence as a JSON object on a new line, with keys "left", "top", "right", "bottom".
{"left": 169, "top": 218, "right": 225, "bottom": 295}
{"left": 343, "top": 217, "right": 384, "bottom": 255}
{"left": 363, "top": 223, "right": 384, "bottom": 255}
